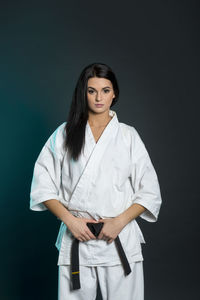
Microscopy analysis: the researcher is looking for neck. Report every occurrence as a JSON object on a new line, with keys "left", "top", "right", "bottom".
{"left": 88, "top": 110, "right": 112, "bottom": 127}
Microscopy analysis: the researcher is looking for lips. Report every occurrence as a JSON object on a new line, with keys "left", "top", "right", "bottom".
{"left": 95, "top": 104, "right": 104, "bottom": 107}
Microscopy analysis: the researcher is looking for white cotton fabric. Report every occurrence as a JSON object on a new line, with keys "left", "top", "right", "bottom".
{"left": 30, "top": 109, "right": 162, "bottom": 266}
{"left": 58, "top": 261, "right": 144, "bottom": 300}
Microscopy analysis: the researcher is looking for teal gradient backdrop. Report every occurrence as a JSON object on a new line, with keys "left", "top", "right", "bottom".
{"left": 1, "top": 1, "right": 199, "bottom": 299}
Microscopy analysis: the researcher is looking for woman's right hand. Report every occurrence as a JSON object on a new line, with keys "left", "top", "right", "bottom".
{"left": 42, "top": 199, "right": 99, "bottom": 242}
{"left": 66, "top": 216, "right": 99, "bottom": 242}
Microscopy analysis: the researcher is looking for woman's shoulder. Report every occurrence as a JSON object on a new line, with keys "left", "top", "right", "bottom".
{"left": 119, "top": 121, "right": 141, "bottom": 140}
{"left": 119, "top": 122, "right": 151, "bottom": 162}
{"left": 119, "top": 121, "right": 147, "bottom": 153}
{"left": 44, "top": 121, "right": 67, "bottom": 158}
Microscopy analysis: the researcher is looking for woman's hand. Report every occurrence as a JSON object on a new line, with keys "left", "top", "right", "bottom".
{"left": 97, "top": 217, "right": 125, "bottom": 244}
{"left": 67, "top": 216, "right": 99, "bottom": 242}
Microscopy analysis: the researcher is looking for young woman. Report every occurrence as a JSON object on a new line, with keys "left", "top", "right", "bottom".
{"left": 30, "top": 62, "right": 162, "bottom": 300}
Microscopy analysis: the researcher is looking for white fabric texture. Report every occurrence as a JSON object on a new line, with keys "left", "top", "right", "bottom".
{"left": 58, "top": 261, "right": 144, "bottom": 300}
{"left": 30, "top": 109, "right": 162, "bottom": 266}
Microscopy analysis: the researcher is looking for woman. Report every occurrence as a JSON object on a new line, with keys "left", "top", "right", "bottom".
{"left": 30, "top": 62, "right": 162, "bottom": 300}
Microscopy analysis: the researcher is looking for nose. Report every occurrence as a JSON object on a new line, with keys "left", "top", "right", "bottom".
{"left": 96, "top": 92, "right": 102, "bottom": 102}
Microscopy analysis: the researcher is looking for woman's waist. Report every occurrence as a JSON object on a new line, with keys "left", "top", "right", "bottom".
{"left": 68, "top": 209, "right": 114, "bottom": 220}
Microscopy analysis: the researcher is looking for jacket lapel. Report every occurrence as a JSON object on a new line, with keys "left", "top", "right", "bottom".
{"left": 67, "top": 109, "right": 119, "bottom": 211}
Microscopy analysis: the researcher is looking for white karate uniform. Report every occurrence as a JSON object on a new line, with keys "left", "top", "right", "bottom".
{"left": 58, "top": 261, "right": 144, "bottom": 300}
{"left": 30, "top": 109, "right": 162, "bottom": 299}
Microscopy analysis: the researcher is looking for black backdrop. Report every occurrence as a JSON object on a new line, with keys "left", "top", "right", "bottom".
{"left": 0, "top": 1, "right": 199, "bottom": 299}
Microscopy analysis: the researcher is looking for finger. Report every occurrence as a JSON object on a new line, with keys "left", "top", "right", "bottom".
{"left": 107, "top": 239, "right": 114, "bottom": 244}
{"left": 83, "top": 224, "right": 97, "bottom": 239}
{"left": 85, "top": 219, "right": 99, "bottom": 223}
{"left": 80, "top": 235, "right": 87, "bottom": 242}
{"left": 86, "top": 230, "right": 96, "bottom": 240}
{"left": 98, "top": 219, "right": 105, "bottom": 223}
{"left": 78, "top": 237, "right": 84, "bottom": 242}
{"left": 101, "top": 235, "right": 108, "bottom": 241}
{"left": 97, "top": 232, "right": 103, "bottom": 239}
{"left": 83, "top": 232, "right": 93, "bottom": 241}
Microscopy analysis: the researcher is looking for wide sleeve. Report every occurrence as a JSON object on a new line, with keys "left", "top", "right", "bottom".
{"left": 130, "top": 127, "right": 162, "bottom": 222}
{"left": 29, "top": 122, "right": 66, "bottom": 211}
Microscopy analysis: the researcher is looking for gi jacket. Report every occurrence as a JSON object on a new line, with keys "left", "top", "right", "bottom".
{"left": 30, "top": 109, "right": 162, "bottom": 266}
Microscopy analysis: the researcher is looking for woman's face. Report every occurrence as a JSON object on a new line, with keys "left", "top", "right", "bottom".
{"left": 87, "top": 77, "right": 115, "bottom": 114}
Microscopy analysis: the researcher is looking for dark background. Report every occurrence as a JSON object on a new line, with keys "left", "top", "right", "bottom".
{"left": 1, "top": 0, "right": 199, "bottom": 299}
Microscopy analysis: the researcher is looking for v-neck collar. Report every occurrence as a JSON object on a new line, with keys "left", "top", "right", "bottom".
{"left": 86, "top": 109, "right": 117, "bottom": 145}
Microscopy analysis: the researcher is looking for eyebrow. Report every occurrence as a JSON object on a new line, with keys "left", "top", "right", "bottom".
{"left": 87, "top": 86, "right": 112, "bottom": 90}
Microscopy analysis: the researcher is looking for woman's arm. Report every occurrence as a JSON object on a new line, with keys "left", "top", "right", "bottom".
{"left": 97, "top": 204, "right": 146, "bottom": 243}
{"left": 115, "top": 203, "right": 147, "bottom": 227}
{"left": 43, "top": 199, "right": 74, "bottom": 226}
{"left": 43, "top": 199, "right": 98, "bottom": 241}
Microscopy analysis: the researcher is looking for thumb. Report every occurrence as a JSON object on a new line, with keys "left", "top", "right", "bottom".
{"left": 85, "top": 219, "right": 99, "bottom": 223}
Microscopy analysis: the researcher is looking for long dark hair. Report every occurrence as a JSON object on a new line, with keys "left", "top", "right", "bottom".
{"left": 64, "top": 62, "right": 120, "bottom": 161}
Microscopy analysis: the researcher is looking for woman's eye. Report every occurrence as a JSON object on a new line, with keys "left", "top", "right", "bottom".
{"left": 88, "top": 89, "right": 110, "bottom": 94}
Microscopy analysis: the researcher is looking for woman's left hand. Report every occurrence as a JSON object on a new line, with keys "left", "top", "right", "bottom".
{"left": 97, "top": 217, "right": 125, "bottom": 244}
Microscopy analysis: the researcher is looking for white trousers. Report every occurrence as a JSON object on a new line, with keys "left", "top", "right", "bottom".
{"left": 58, "top": 261, "right": 144, "bottom": 300}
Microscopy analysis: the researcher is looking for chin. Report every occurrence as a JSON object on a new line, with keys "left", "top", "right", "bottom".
{"left": 88, "top": 105, "right": 111, "bottom": 114}
{"left": 94, "top": 107, "right": 109, "bottom": 113}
